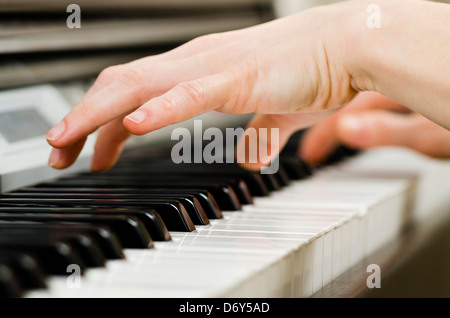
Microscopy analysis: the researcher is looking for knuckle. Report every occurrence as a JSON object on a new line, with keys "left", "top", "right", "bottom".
{"left": 230, "top": 55, "right": 259, "bottom": 81}
{"left": 118, "top": 69, "right": 146, "bottom": 89}
{"left": 190, "top": 33, "right": 221, "bottom": 47}
{"left": 156, "top": 97, "right": 177, "bottom": 124}
{"left": 159, "top": 96, "right": 176, "bottom": 113}
{"left": 221, "top": 57, "right": 258, "bottom": 112}
{"left": 98, "top": 65, "right": 122, "bottom": 83}
{"left": 75, "top": 99, "right": 95, "bottom": 121}
{"left": 177, "top": 81, "right": 205, "bottom": 105}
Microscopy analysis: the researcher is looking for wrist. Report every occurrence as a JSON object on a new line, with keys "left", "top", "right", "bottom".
{"left": 337, "top": 0, "right": 400, "bottom": 93}
{"left": 340, "top": 0, "right": 450, "bottom": 128}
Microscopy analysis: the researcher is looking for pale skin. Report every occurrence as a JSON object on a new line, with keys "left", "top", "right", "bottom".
{"left": 301, "top": 91, "right": 450, "bottom": 164}
{"left": 45, "top": 0, "right": 450, "bottom": 171}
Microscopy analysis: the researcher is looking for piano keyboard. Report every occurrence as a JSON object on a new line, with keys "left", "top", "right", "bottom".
{"left": 2, "top": 143, "right": 450, "bottom": 298}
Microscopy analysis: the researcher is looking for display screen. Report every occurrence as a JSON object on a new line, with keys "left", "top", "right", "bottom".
{"left": 0, "top": 108, "right": 52, "bottom": 143}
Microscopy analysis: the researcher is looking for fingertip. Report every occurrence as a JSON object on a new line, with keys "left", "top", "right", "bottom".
{"left": 48, "top": 148, "right": 62, "bottom": 169}
{"left": 298, "top": 133, "right": 320, "bottom": 164}
{"left": 123, "top": 110, "right": 154, "bottom": 136}
{"left": 298, "top": 128, "right": 338, "bottom": 165}
{"left": 91, "top": 142, "right": 126, "bottom": 173}
{"left": 47, "top": 148, "right": 72, "bottom": 170}
{"left": 338, "top": 115, "right": 363, "bottom": 134}
{"left": 337, "top": 114, "right": 369, "bottom": 148}
{"left": 48, "top": 138, "right": 87, "bottom": 170}
{"left": 45, "top": 120, "right": 67, "bottom": 146}
{"left": 237, "top": 161, "right": 266, "bottom": 172}
{"left": 90, "top": 157, "right": 108, "bottom": 173}
{"left": 235, "top": 140, "right": 263, "bottom": 172}
{"left": 298, "top": 147, "right": 322, "bottom": 166}
{"left": 125, "top": 110, "right": 147, "bottom": 124}
{"left": 90, "top": 151, "right": 121, "bottom": 173}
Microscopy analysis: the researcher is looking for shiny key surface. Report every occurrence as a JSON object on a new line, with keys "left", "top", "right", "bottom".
{"left": 6, "top": 144, "right": 448, "bottom": 298}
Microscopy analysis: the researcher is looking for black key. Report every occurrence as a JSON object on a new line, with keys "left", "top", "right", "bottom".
{"left": 341, "top": 146, "right": 360, "bottom": 158}
{"left": 70, "top": 224, "right": 125, "bottom": 259}
{"left": 0, "top": 204, "right": 171, "bottom": 242}
{"left": 195, "top": 171, "right": 268, "bottom": 197}
{"left": 2, "top": 192, "right": 205, "bottom": 225}
{"left": 173, "top": 195, "right": 209, "bottom": 224}
{"left": 0, "top": 263, "right": 23, "bottom": 298}
{"left": 104, "top": 164, "right": 270, "bottom": 197}
{"left": 189, "top": 161, "right": 282, "bottom": 191}
{"left": 0, "top": 212, "right": 153, "bottom": 249}
{"left": 50, "top": 230, "right": 105, "bottom": 268}
{"left": 0, "top": 198, "right": 195, "bottom": 232}
{"left": 0, "top": 250, "right": 46, "bottom": 290}
{"left": 307, "top": 145, "right": 359, "bottom": 170}
{"left": 112, "top": 160, "right": 269, "bottom": 197}
{"left": 259, "top": 173, "right": 280, "bottom": 191}
{"left": 280, "top": 157, "right": 312, "bottom": 179}
{"left": 38, "top": 179, "right": 241, "bottom": 211}
{"left": 0, "top": 221, "right": 124, "bottom": 260}
{"left": 0, "top": 223, "right": 105, "bottom": 268}
{"left": 17, "top": 188, "right": 223, "bottom": 220}
{"left": 279, "top": 130, "right": 305, "bottom": 157}
{"left": 0, "top": 232, "right": 86, "bottom": 276}
{"left": 280, "top": 159, "right": 302, "bottom": 180}
{"left": 83, "top": 174, "right": 253, "bottom": 206}
{"left": 272, "top": 165, "right": 291, "bottom": 187}
{"left": 320, "top": 145, "right": 349, "bottom": 166}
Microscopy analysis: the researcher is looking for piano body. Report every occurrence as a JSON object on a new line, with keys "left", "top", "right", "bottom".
{"left": 1, "top": 0, "right": 450, "bottom": 299}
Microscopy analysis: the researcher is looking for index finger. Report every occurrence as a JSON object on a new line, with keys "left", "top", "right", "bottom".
{"left": 45, "top": 59, "right": 209, "bottom": 149}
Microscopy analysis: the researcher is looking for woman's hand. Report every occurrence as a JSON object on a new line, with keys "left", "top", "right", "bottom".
{"left": 300, "top": 92, "right": 450, "bottom": 165}
{"left": 45, "top": 3, "right": 357, "bottom": 172}
{"left": 45, "top": 0, "right": 450, "bottom": 172}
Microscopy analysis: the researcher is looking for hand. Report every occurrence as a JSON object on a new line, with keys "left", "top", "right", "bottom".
{"left": 300, "top": 91, "right": 450, "bottom": 165}
{"left": 45, "top": 2, "right": 358, "bottom": 172}
{"left": 46, "top": 0, "right": 450, "bottom": 173}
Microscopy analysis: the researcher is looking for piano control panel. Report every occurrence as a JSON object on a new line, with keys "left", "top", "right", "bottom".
{"left": 0, "top": 85, "right": 95, "bottom": 193}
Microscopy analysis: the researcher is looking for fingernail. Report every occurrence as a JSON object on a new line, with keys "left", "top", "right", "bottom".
{"left": 125, "top": 110, "right": 146, "bottom": 124}
{"left": 340, "top": 115, "right": 363, "bottom": 134}
{"left": 48, "top": 148, "right": 61, "bottom": 168}
{"left": 46, "top": 121, "right": 66, "bottom": 141}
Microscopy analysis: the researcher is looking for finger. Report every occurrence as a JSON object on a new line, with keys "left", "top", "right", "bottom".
{"left": 48, "top": 138, "right": 87, "bottom": 169}
{"left": 46, "top": 56, "right": 215, "bottom": 149}
{"left": 90, "top": 118, "right": 132, "bottom": 172}
{"left": 45, "top": 30, "right": 252, "bottom": 170}
{"left": 337, "top": 111, "right": 450, "bottom": 158}
{"left": 82, "top": 41, "right": 245, "bottom": 170}
{"left": 123, "top": 71, "right": 239, "bottom": 135}
{"left": 86, "top": 61, "right": 201, "bottom": 172}
{"left": 237, "top": 112, "right": 330, "bottom": 172}
{"left": 47, "top": 48, "right": 210, "bottom": 168}
{"left": 45, "top": 29, "right": 249, "bottom": 149}
{"left": 77, "top": 31, "right": 243, "bottom": 102}
{"left": 46, "top": 39, "right": 245, "bottom": 169}
{"left": 298, "top": 115, "right": 341, "bottom": 165}
{"left": 337, "top": 111, "right": 415, "bottom": 148}
{"left": 300, "top": 92, "right": 407, "bottom": 164}
{"left": 48, "top": 66, "right": 128, "bottom": 170}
